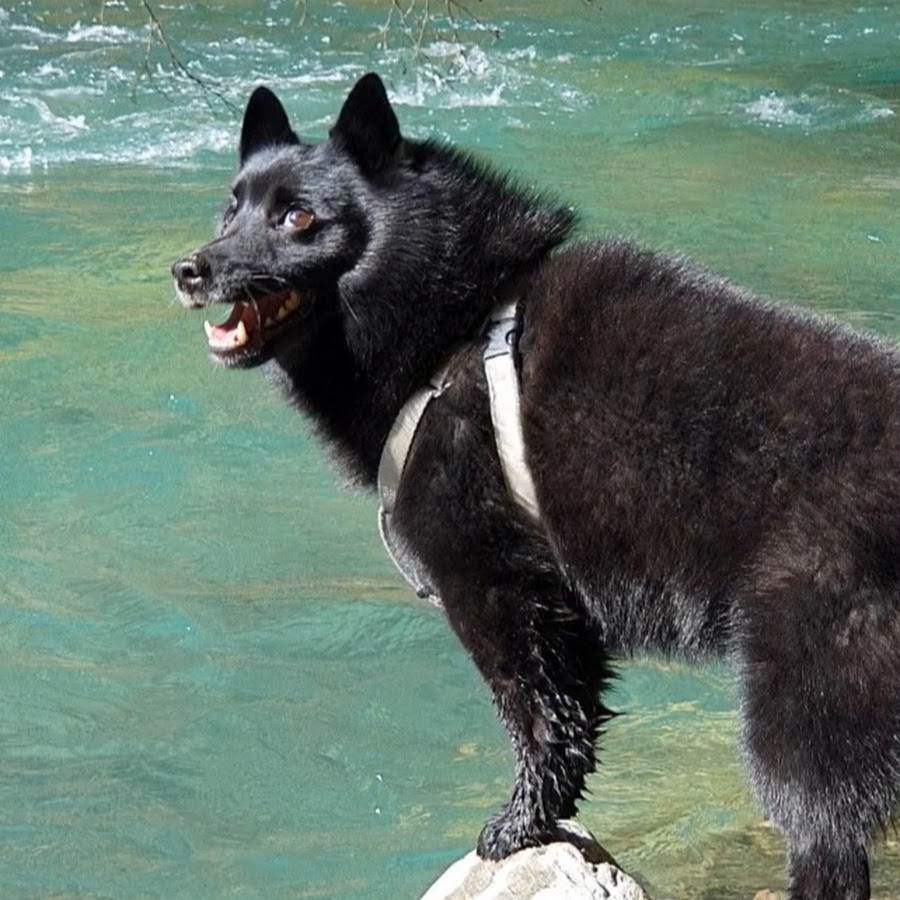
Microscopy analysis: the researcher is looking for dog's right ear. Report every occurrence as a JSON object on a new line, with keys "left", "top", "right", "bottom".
{"left": 239, "top": 86, "right": 300, "bottom": 166}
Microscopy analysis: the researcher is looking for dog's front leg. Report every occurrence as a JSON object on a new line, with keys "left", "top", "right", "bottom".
{"left": 441, "top": 572, "right": 616, "bottom": 861}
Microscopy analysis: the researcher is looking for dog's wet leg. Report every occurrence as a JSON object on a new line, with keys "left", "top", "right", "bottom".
{"left": 441, "top": 572, "right": 615, "bottom": 860}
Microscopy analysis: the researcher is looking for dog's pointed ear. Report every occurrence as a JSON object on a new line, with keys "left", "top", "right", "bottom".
{"left": 330, "top": 73, "right": 401, "bottom": 177}
{"left": 240, "top": 86, "right": 299, "bottom": 165}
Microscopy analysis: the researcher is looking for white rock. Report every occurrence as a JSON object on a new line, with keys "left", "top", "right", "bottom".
{"left": 421, "top": 840, "right": 649, "bottom": 900}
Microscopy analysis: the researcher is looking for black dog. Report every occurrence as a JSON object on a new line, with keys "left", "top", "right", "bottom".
{"left": 173, "top": 73, "right": 900, "bottom": 899}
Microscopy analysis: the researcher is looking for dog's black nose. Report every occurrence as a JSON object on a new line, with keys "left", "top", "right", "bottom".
{"left": 172, "top": 253, "right": 211, "bottom": 292}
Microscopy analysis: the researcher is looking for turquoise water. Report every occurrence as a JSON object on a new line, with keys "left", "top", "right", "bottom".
{"left": 1, "top": 1, "right": 898, "bottom": 897}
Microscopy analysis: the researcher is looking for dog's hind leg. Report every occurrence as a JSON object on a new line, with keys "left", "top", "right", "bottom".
{"left": 784, "top": 844, "right": 870, "bottom": 900}
{"left": 737, "top": 556, "right": 900, "bottom": 900}
{"left": 440, "top": 570, "right": 616, "bottom": 861}
{"left": 741, "top": 665, "right": 878, "bottom": 900}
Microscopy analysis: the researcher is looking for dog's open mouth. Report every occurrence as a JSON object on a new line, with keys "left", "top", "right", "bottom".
{"left": 204, "top": 289, "right": 302, "bottom": 357}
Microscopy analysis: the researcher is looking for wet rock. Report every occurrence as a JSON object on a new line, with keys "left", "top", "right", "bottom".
{"left": 421, "top": 821, "right": 649, "bottom": 900}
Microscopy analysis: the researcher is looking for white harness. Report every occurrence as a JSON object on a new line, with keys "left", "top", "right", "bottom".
{"left": 377, "top": 300, "right": 541, "bottom": 604}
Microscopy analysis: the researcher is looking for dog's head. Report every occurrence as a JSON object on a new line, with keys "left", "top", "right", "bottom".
{"left": 173, "top": 73, "right": 575, "bottom": 380}
{"left": 172, "top": 73, "right": 402, "bottom": 369}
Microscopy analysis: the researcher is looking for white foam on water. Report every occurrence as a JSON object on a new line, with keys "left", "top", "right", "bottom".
{"left": 0, "top": 146, "right": 34, "bottom": 176}
{"left": 41, "top": 86, "right": 106, "bottom": 99}
{"left": 271, "top": 65, "right": 362, "bottom": 88}
{"left": 65, "top": 22, "right": 141, "bottom": 45}
{"left": 55, "top": 122, "right": 234, "bottom": 167}
{"left": 740, "top": 89, "right": 896, "bottom": 130}
{"left": 382, "top": 42, "right": 591, "bottom": 115}
{"left": 390, "top": 72, "right": 507, "bottom": 111}
{"left": 6, "top": 23, "right": 54, "bottom": 42}
{"left": 34, "top": 62, "right": 66, "bottom": 78}
{"left": 25, "top": 96, "right": 89, "bottom": 134}
{"left": 743, "top": 92, "right": 814, "bottom": 127}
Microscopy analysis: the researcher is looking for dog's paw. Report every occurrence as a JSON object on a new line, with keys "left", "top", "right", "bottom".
{"left": 476, "top": 810, "right": 545, "bottom": 861}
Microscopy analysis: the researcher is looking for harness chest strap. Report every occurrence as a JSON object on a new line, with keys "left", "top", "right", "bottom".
{"left": 376, "top": 359, "right": 452, "bottom": 603}
{"left": 376, "top": 300, "right": 541, "bottom": 601}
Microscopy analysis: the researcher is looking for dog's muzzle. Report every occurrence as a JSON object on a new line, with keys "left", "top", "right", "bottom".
{"left": 172, "top": 253, "right": 211, "bottom": 308}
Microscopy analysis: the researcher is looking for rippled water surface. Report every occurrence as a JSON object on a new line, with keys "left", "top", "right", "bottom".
{"left": 1, "top": 1, "right": 898, "bottom": 897}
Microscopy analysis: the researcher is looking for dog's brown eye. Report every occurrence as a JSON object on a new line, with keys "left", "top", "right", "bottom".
{"left": 282, "top": 206, "right": 315, "bottom": 232}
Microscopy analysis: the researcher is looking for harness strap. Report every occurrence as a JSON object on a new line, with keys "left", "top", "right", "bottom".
{"left": 377, "top": 361, "right": 451, "bottom": 604}
{"left": 377, "top": 361, "right": 452, "bottom": 516}
{"left": 483, "top": 301, "right": 541, "bottom": 522}
{"left": 376, "top": 298, "right": 541, "bottom": 603}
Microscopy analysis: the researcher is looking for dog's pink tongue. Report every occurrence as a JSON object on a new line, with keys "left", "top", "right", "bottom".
{"left": 204, "top": 302, "right": 254, "bottom": 352}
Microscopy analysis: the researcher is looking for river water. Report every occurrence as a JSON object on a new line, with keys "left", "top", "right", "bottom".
{"left": 1, "top": 1, "right": 898, "bottom": 897}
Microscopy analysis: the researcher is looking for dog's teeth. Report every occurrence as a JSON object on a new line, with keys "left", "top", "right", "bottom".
{"left": 205, "top": 317, "right": 249, "bottom": 352}
{"left": 274, "top": 292, "right": 301, "bottom": 322}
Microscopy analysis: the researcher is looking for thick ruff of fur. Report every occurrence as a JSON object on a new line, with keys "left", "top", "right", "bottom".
{"left": 173, "top": 73, "right": 900, "bottom": 900}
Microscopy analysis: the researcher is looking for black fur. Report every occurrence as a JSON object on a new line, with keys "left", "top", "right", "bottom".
{"left": 173, "top": 73, "right": 900, "bottom": 899}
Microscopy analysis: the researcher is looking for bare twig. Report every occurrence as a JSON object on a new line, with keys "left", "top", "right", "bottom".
{"left": 448, "top": 0, "right": 501, "bottom": 40}
{"left": 378, "top": 0, "right": 500, "bottom": 60}
{"left": 132, "top": 0, "right": 238, "bottom": 112}
{"left": 415, "top": 0, "right": 431, "bottom": 55}
{"left": 380, "top": 0, "right": 416, "bottom": 52}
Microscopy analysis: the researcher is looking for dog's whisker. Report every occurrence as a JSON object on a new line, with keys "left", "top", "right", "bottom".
{"left": 248, "top": 272, "right": 291, "bottom": 290}
{"left": 342, "top": 295, "right": 361, "bottom": 326}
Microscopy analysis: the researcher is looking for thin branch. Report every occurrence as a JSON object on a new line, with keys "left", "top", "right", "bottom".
{"left": 378, "top": 0, "right": 501, "bottom": 60}
{"left": 448, "top": 0, "right": 501, "bottom": 40}
{"left": 132, "top": 0, "right": 238, "bottom": 113}
{"left": 415, "top": 0, "right": 430, "bottom": 55}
